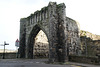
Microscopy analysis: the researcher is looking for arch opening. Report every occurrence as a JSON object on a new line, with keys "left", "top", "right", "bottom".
{"left": 27, "top": 25, "right": 49, "bottom": 59}
{"left": 34, "top": 30, "right": 49, "bottom": 59}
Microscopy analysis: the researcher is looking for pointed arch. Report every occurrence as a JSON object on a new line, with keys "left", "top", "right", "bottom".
{"left": 27, "top": 25, "right": 49, "bottom": 58}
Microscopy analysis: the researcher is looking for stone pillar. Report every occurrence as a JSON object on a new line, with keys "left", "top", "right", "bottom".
{"left": 48, "top": 2, "right": 68, "bottom": 62}
{"left": 48, "top": 2, "right": 58, "bottom": 62}
{"left": 19, "top": 18, "right": 26, "bottom": 58}
{"left": 56, "top": 3, "right": 68, "bottom": 62}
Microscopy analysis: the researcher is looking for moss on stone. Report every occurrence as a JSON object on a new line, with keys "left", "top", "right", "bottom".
{"left": 34, "top": 10, "right": 40, "bottom": 14}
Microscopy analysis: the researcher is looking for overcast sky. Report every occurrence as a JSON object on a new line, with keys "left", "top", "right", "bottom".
{"left": 0, "top": 0, "right": 100, "bottom": 50}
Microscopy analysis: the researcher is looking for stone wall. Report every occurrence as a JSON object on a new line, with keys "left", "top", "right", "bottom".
{"left": 80, "top": 30, "right": 100, "bottom": 57}
{"left": 80, "top": 30, "right": 100, "bottom": 40}
{"left": 33, "top": 29, "right": 100, "bottom": 58}
{"left": 34, "top": 42, "right": 49, "bottom": 58}
{"left": 69, "top": 55, "right": 100, "bottom": 64}
{"left": 66, "top": 17, "right": 80, "bottom": 55}
{"left": 32, "top": 17, "right": 81, "bottom": 58}
{"left": 0, "top": 53, "right": 17, "bottom": 59}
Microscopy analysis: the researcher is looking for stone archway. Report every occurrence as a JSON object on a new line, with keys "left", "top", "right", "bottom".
{"left": 19, "top": 2, "right": 80, "bottom": 62}
{"left": 26, "top": 25, "right": 50, "bottom": 59}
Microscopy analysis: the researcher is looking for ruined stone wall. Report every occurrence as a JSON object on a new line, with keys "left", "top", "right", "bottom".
{"left": 33, "top": 17, "right": 81, "bottom": 58}
{"left": 0, "top": 53, "right": 17, "bottom": 59}
{"left": 34, "top": 42, "right": 49, "bottom": 58}
{"left": 80, "top": 30, "right": 100, "bottom": 56}
{"left": 66, "top": 17, "right": 80, "bottom": 55}
{"left": 33, "top": 28, "right": 100, "bottom": 57}
{"left": 19, "top": 2, "right": 80, "bottom": 62}
{"left": 80, "top": 30, "right": 100, "bottom": 40}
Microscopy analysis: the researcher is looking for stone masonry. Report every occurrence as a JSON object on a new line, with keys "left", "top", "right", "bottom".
{"left": 33, "top": 30, "right": 100, "bottom": 58}
{"left": 80, "top": 30, "right": 100, "bottom": 57}
{"left": 19, "top": 2, "right": 80, "bottom": 62}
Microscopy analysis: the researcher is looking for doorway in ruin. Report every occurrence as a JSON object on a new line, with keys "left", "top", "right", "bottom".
{"left": 26, "top": 25, "right": 50, "bottom": 59}
{"left": 34, "top": 30, "right": 49, "bottom": 59}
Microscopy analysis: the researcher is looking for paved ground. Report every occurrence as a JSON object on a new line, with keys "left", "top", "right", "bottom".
{"left": 0, "top": 59, "right": 99, "bottom": 67}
